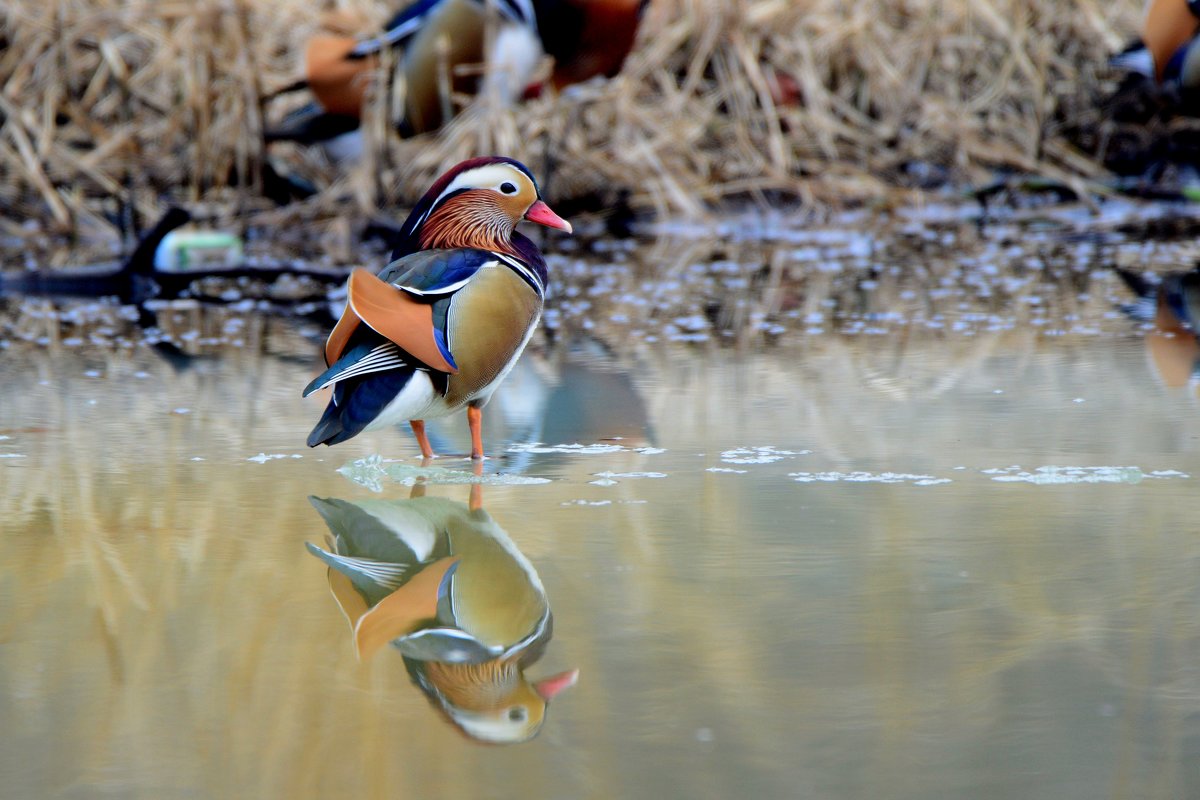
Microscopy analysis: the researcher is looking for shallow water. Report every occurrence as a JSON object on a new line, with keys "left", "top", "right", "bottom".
{"left": 4, "top": 206, "right": 1200, "bottom": 799}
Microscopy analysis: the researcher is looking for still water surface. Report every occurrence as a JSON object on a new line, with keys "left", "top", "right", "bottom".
{"left": 4, "top": 213, "right": 1200, "bottom": 798}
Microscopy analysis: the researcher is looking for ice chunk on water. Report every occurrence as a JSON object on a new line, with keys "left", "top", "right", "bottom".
{"left": 247, "top": 453, "right": 293, "bottom": 463}
{"left": 508, "top": 442, "right": 628, "bottom": 455}
{"left": 592, "top": 471, "right": 667, "bottom": 479}
{"left": 721, "top": 446, "right": 810, "bottom": 464}
{"left": 788, "top": 471, "right": 950, "bottom": 485}
{"left": 987, "top": 466, "right": 1189, "bottom": 484}
{"left": 338, "top": 456, "right": 551, "bottom": 492}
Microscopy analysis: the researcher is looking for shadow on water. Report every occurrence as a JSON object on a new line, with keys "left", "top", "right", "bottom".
{"left": 305, "top": 479, "right": 577, "bottom": 745}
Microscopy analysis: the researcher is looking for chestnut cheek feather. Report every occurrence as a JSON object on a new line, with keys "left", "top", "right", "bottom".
{"left": 418, "top": 193, "right": 520, "bottom": 253}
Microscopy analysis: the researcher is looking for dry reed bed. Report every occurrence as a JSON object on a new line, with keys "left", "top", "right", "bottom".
{"left": 1, "top": 0, "right": 1140, "bottom": 263}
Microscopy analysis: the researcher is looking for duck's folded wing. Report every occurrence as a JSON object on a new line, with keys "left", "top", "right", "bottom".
{"left": 376, "top": 247, "right": 493, "bottom": 296}
{"left": 324, "top": 268, "right": 470, "bottom": 373}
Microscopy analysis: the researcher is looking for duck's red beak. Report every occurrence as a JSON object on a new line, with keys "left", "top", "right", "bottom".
{"left": 533, "top": 668, "right": 579, "bottom": 701}
{"left": 525, "top": 200, "right": 573, "bottom": 234}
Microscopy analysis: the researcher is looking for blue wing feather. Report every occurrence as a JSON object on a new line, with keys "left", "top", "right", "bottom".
{"left": 377, "top": 248, "right": 494, "bottom": 296}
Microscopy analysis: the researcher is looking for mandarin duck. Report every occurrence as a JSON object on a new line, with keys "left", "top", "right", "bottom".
{"left": 266, "top": 0, "right": 649, "bottom": 159}
{"left": 305, "top": 488, "right": 577, "bottom": 744}
{"left": 1111, "top": 0, "right": 1200, "bottom": 90}
{"left": 1117, "top": 266, "right": 1200, "bottom": 391}
{"left": 303, "top": 156, "right": 571, "bottom": 458}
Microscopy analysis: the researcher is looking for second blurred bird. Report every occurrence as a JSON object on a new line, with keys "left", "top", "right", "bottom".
{"left": 1111, "top": 0, "right": 1200, "bottom": 93}
{"left": 267, "top": 0, "right": 650, "bottom": 161}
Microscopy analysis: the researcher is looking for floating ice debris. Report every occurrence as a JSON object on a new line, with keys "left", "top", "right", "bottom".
{"left": 0, "top": 436, "right": 10, "bottom": 441}
{"left": 190, "top": 457, "right": 205, "bottom": 462}
{"left": 706, "top": 467, "right": 748, "bottom": 474}
{"left": 987, "top": 466, "right": 1190, "bottom": 484}
{"left": 83, "top": 370, "right": 101, "bottom": 377}
{"left": 561, "top": 499, "right": 613, "bottom": 506}
{"left": 508, "top": 442, "right": 628, "bottom": 455}
{"left": 172, "top": 408, "right": 191, "bottom": 415}
{"left": 337, "top": 456, "right": 550, "bottom": 492}
{"left": 589, "top": 478, "right": 619, "bottom": 486}
{"left": 248, "top": 453, "right": 293, "bottom": 463}
{"left": 789, "top": 471, "right": 951, "bottom": 485}
{"left": 0, "top": 454, "right": 26, "bottom": 459}
{"left": 1072, "top": 398, "right": 1086, "bottom": 403}
{"left": 721, "top": 446, "right": 810, "bottom": 464}
{"left": 592, "top": 471, "right": 667, "bottom": 480}
{"left": 634, "top": 447, "right": 667, "bottom": 455}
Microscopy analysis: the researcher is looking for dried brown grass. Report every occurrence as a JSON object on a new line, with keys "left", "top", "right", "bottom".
{"left": 0, "top": 0, "right": 1140, "bottom": 260}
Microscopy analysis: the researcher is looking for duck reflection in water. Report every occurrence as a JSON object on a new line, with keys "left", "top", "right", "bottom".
{"left": 476, "top": 338, "right": 655, "bottom": 460}
{"left": 1118, "top": 266, "right": 1200, "bottom": 392}
{"left": 305, "top": 481, "right": 577, "bottom": 744}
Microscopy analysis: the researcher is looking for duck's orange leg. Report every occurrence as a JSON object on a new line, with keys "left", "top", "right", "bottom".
{"left": 467, "top": 406, "right": 484, "bottom": 460}
{"left": 410, "top": 420, "right": 434, "bottom": 458}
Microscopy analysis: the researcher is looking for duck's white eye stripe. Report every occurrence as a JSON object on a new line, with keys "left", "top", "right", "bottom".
{"left": 432, "top": 164, "right": 531, "bottom": 208}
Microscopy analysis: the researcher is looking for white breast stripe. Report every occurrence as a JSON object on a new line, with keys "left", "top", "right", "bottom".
{"left": 493, "top": 251, "right": 543, "bottom": 294}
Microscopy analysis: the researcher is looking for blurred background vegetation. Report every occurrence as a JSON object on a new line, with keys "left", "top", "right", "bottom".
{"left": 0, "top": 0, "right": 1145, "bottom": 264}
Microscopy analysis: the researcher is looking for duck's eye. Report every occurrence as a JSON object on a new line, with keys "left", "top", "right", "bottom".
{"left": 499, "top": 182, "right": 517, "bottom": 195}
{"left": 508, "top": 707, "right": 527, "bottom": 722}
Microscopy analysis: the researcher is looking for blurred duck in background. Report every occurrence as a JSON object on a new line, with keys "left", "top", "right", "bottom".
{"left": 306, "top": 486, "right": 578, "bottom": 744}
{"left": 1111, "top": 0, "right": 1200, "bottom": 93}
{"left": 267, "top": 0, "right": 649, "bottom": 161}
{"left": 1116, "top": 266, "right": 1200, "bottom": 392}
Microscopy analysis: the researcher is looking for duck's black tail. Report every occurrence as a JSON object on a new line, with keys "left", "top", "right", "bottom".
{"left": 305, "top": 369, "right": 416, "bottom": 447}
{"left": 306, "top": 399, "right": 354, "bottom": 447}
